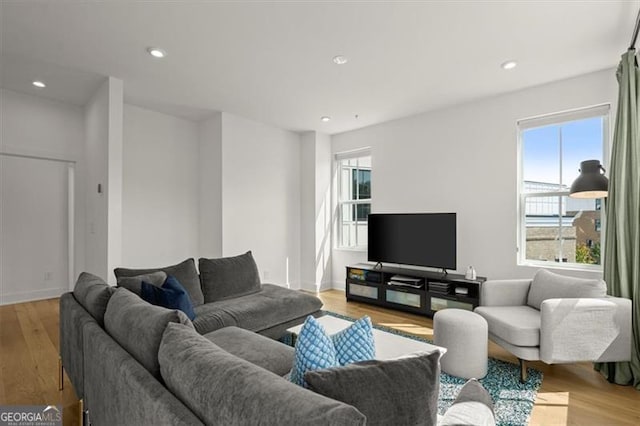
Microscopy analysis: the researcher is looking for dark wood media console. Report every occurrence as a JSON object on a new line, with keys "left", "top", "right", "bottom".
{"left": 345, "top": 263, "right": 486, "bottom": 317}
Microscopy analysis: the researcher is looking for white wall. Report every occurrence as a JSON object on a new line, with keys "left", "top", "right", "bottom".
{"left": 121, "top": 104, "right": 200, "bottom": 268}
{"left": 106, "top": 78, "right": 124, "bottom": 280}
{"left": 83, "top": 77, "right": 123, "bottom": 283}
{"left": 331, "top": 69, "right": 617, "bottom": 288}
{"left": 300, "top": 131, "right": 332, "bottom": 292}
{"left": 198, "top": 113, "right": 223, "bottom": 258}
{"left": 221, "top": 112, "right": 301, "bottom": 288}
{"left": 0, "top": 88, "right": 85, "bottom": 303}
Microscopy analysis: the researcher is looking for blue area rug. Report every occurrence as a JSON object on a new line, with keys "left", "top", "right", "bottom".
{"left": 320, "top": 311, "right": 543, "bottom": 426}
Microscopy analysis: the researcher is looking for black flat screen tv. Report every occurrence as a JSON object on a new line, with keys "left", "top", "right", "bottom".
{"left": 367, "top": 213, "right": 456, "bottom": 270}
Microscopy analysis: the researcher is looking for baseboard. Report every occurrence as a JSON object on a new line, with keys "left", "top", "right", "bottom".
{"left": 332, "top": 281, "right": 346, "bottom": 291}
{"left": 298, "top": 281, "right": 334, "bottom": 293}
{"left": 0, "top": 287, "right": 66, "bottom": 306}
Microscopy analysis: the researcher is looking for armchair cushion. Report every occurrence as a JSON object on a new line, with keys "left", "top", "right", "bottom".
{"left": 539, "top": 298, "right": 623, "bottom": 363}
{"left": 527, "top": 269, "right": 605, "bottom": 310}
{"left": 480, "top": 279, "right": 531, "bottom": 306}
{"left": 474, "top": 306, "right": 541, "bottom": 347}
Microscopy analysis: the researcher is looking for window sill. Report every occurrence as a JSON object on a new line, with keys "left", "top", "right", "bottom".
{"left": 334, "top": 247, "right": 367, "bottom": 253}
{"left": 518, "top": 260, "right": 603, "bottom": 274}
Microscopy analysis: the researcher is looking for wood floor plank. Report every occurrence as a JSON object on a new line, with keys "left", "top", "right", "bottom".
{"left": 0, "top": 303, "right": 44, "bottom": 404}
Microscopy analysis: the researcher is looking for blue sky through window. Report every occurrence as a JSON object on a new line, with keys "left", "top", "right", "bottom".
{"left": 523, "top": 117, "right": 603, "bottom": 187}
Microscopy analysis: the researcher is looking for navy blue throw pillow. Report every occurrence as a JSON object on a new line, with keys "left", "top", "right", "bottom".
{"left": 140, "top": 275, "right": 196, "bottom": 320}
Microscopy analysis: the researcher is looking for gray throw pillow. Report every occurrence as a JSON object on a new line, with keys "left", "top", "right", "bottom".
{"left": 439, "top": 379, "right": 496, "bottom": 426}
{"left": 198, "top": 251, "right": 262, "bottom": 303}
{"left": 113, "top": 258, "right": 204, "bottom": 306}
{"left": 159, "top": 323, "right": 366, "bottom": 426}
{"left": 104, "top": 288, "right": 193, "bottom": 379}
{"left": 527, "top": 269, "right": 606, "bottom": 310}
{"left": 304, "top": 350, "right": 441, "bottom": 426}
{"left": 73, "top": 272, "right": 115, "bottom": 326}
{"left": 117, "top": 271, "right": 167, "bottom": 296}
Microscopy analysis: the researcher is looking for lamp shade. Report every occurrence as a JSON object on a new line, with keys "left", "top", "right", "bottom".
{"left": 569, "top": 160, "right": 608, "bottom": 198}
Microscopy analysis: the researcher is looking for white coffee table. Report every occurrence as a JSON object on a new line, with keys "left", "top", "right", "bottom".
{"left": 287, "top": 315, "right": 445, "bottom": 360}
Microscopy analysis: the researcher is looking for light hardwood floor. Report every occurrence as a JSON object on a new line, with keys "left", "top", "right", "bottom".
{"left": 0, "top": 294, "right": 638, "bottom": 426}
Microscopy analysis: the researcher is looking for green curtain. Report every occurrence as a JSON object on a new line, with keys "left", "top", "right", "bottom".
{"left": 595, "top": 49, "right": 640, "bottom": 389}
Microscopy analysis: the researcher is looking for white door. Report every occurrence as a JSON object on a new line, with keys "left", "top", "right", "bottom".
{"left": 0, "top": 155, "right": 70, "bottom": 304}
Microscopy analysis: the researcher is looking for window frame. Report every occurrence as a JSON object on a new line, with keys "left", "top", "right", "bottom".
{"left": 336, "top": 149, "right": 371, "bottom": 250}
{"left": 516, "top": 104, "right": 610, "bottom": 271}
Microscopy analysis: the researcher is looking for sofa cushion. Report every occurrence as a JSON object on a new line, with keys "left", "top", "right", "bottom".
{"left": 304, "top": 351, "right": 441, "bottom": 426}
{"left": 204, "top": 326, "right": 294, "bottom": 376}
{"left": 141, "top": 275, "right": 196, "bottom": 320}
{"left": 159, "top": 323, "right": 366, "bottom": 426}
{"left": 192, "top": 284, "right": 323, "bottom": 334}
{"left": 474, "top": 306, "right": 541, "bottom": 347}
{"left": 198, "top": 251, "right": 261, "bottom": 303}
{"left": 439, "top": 379, "right": 496, "bottom": 426}
{"left": 117, "top": 271, "right": 166, "bottom": 295}
{"left": 527, "top": 269, "right": 606, "bottom": 310}
{"left": 114, "top": 259, "right": 204, "bottom": 306}
{"left": 104, "top": 288, "right": 193, "bottom": 379}
{"left": 73, "top": 272, "right": 115, "bottom": 326}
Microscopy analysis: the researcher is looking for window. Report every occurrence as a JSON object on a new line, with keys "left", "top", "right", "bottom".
{"left": 337, "top": 151, "right": 371, "bottom": 249}
{"left": 518, "top": 105, "right": 609, "bottom": 269}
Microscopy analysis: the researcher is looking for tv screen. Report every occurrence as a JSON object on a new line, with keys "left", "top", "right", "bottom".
{"left": 367, "top": 213, "right": 456, "bottom": 270}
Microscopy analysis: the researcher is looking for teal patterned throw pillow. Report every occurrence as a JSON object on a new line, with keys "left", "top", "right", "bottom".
{"left": 332, "top": 316, "right": 375, "bottom": 366}
{"left": 290, "top": 315, "right": 375, "bottom": 388}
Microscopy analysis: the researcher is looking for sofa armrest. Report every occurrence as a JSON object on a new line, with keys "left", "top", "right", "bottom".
{"left": 83, "top": 322, "right": 203, "bottom": 426}
{"left": 480, "top": 279, "right": 531, "bottom": 306}
{"left": 59, "top": 292, "right": 95, "bottom": 399}
{"left": 540, "top": 297, "right": 631, "bottom": 364}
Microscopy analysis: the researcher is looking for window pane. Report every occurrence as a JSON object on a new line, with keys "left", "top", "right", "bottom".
{"left": 566, "top": 196, "right": 602, "bottom": 265}
{"left": 356, "top": 222, "right": 368, "bottom": 247}
{"left": 341, "top": 224, "right": 352, "bottom": 247}
{"left": 358, "top": 170, "right": 371, "bottom": 199}
{"left": 522, "top": 125, "right": 561, "bottom": 192}
{"left": 524, "top": 195, "right": 602, "bottom": 265}
{"left": 341, "top": 166, "right": 352, "bottom": 201}
{"left": 342, "top": 204, "right": 354, "bottom": 223}
{"left": 524, "top": 195, "right": 564, "bottom": 262}
{"left": 561, "top": 117, "right": 604, "bottom": 187}
{"left": 356, "top": 203, "right": 370, "bottom": 222}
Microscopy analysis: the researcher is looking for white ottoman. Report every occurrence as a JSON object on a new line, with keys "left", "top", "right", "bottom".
{"left": 433, "top": 308, "right": 488, "bottom": 379}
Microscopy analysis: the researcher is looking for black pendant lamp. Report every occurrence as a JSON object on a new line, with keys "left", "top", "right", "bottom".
{"left": 569, "top": 160, "right": 608, "bottom": 198}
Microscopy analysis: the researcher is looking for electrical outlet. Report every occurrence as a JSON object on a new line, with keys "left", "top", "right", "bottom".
{"left": 44, "top": 272, "right": 52, "bottom": 281}
{"left": 263, "top": 270, "right": 270, "bottom": 280}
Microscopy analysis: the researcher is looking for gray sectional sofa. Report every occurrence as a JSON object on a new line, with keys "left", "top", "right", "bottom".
{"left": 60, "top": 257, "right": 496, "bottom": 425}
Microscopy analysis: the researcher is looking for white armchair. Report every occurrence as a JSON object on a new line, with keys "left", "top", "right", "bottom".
{"left": 474, "top": 269, "right": 632, "bottom": 382}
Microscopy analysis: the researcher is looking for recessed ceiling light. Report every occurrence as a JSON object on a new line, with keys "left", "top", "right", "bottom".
{"left": 321, "top": 116, "right": 331, "bottom": 122}
{"left": 501, "top": 60, "right": 517, "bottom": 70}
{"left": 32, "top": 80, "right": 46, "bottom": 88}
{"left": 147, "top": 47, "right": 167, "bottom": 58}
{"left": 332, "top": 55, "right": 348, "bottom": 65}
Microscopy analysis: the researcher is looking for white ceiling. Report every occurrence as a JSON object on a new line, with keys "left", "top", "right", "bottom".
{"left": 1, "top": 1, "right": 638, "bottom": 134}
